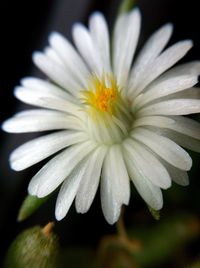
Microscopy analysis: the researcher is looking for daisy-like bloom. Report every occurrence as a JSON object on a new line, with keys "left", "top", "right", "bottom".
{"left": 2, "top": 8, "right": 200, "bottom": 224}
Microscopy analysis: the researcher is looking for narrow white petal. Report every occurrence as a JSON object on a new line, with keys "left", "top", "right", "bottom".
{"left": 138, "top": 99, "right": 200, "bottom": 116}
{"left": 75, "top": 145, "right": 107, "bottom": 213}
{"left": 169, "top": 168, "right": 189, "bottom": 186}
{"left": 2, "top": 110, "right": 82, "bottom": 133}
{"left": 164, "top": 116, "right": 200, "bottom": 140}
{"left": 10, "top": 130, "right": 88, "bottom": 171}
{"left": 160, "top": 159, "right": 189, "bottom": 186}
{"left": 129, "top": 23, "right": 173, "bottom": 92}
{"left": 159, "top": 129, "right": 200, "bottom": 153}
{"left": 145, "top": 149, "right": 189, "bottom": 186}
{"left": 130, "top": 40, "right": 193, "bottom": 98}
{"left": 123, "top": 146, "right": 163, "bottom": 210}
{"left": 113, "top": 8, "right": 141, "bottom": 87}
{"left": 133, "top": 115, "right": 200, "bottom": 140}
{"left": 109, "top": 145, "right": 130, "bottom": 204}
{"left": 134, "top": 75, "right": 197, "bottom": 109}
{"left": 101, "top": 145, "right": 130, "bottom": 224}
{"left": 21, "top": 77, "right": 77, "bottom": 103}
{"left": 72, "top": 23, "right": 102, "bottom": 75}
{"left": 28, "top": 141, "right": 96, "bottom": 197}
{"left": 49, "top": 32, "right": 89, "bottom": 87}
{"left": 55, "top": 155, "right": 91, "bottom": 220}
{"left": 89, "top": 12, "right": 111, "bottom": 73}
{"left": 159, "top": 61, "right": 200, "bottom": 79}
{"left": 165, "top": 87, "right": 200, "bottom": 100}
{"left": 132, "top": 128, "right": 192, "bottom": 170}
{"left": 44, "top": 47, "right": 65, "bottom": 66}
{"left": 14, "top": 86, "right": 81, "bottom": 115}
{"left": 35, "top": 97, "right": 82, "bottom": 116}
{"left": 133, "top": 116, "right": 175, "bottom": 129}
{"left": 33, "top": 52, "right": 81, "bottom": 95}
{"left": 123, "top": 139, "right": 171, "bottom": 189}
{"left": 112, "top": 12, "right": 127, "bottom": 70}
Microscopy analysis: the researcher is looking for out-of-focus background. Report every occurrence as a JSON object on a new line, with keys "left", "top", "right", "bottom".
{"left": 0, "top": 0, "right": 200, "bottom": 267}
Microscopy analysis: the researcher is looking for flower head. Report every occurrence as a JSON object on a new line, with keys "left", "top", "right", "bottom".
{"left": 3, "top": 8, "right": 200, "bottom": 224}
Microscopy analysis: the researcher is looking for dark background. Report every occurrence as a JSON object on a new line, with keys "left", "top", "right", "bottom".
{"left": 0, "top": 0, "right": 200, "bottom": 267}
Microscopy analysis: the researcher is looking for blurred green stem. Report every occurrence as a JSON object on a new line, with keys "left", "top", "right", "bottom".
{"left": 116, "top": 208, "right": 141, "bottom": 252}
{"left": 97, "top": 208, "right": 141, "bottom": 267}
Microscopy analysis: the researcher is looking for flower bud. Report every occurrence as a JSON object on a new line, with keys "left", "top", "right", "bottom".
{"left": 4, "top": 222, "right": 59, "bottom": 268}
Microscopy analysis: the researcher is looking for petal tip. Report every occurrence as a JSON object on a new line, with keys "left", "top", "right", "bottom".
{"left": 49, "top": 31, "right": 62, "bottom": 45}
{"left": 1, "top": 119, "right": 12, "bottom": 133}
{"left": 32, "top": 51, "right": 43, "bottom": 65}
{"left": 28, "top": 182, "right": 38, "bottom": 196}
{"left": 9, "top": 161, "right": 22, "bottom": 172}
{"left": 55, "top": 206, "right": 65, "bottom": 221}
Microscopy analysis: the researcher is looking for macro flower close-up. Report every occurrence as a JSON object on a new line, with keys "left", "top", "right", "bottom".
{"left": 2, "top": 6, "right": 200, "bottom": 226}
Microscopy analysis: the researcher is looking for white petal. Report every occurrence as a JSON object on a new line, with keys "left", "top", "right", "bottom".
{"left": 138, "top": 99, "right": 200, "bottom": 116}
{"left": 130, "top": 40, "right": 193, "bottom": 98}
{"left": 101, "top": 145, "right": 130, "bottom": 224}
{"left": 132, "top": 61, "right": 200, "bottom": 105}
{"left": 160, "top": 61, "right": 200, "bottom": 79}
{"left": 14, "top": 86, "right": 81, "bottom": 115}
{"left": 123, "top": 139, "right": 171, "bottom": 189}
{"left": 131, "top": 128, "right": 192, "bottom": 170}
{"left": 75, "top": 145, "right": 107, "bottom": 213}
{"left": 34, "top": 97, "right": 82, "bottom": 116}
{"left": 133, "top": 116, "right": 175, "bottom": 129}
{"left": 33, "top": 52, "right": 81, "bottom": 96}
{"left": 144, "top": 149, "right": 189, "bottom": 186}
{"left": 55, "top": 155, "right": 91, "bottom": 220}
{"left": 164, "top": 116, "right": 200, "bottom": 140}
{"left": 159, "top": 129, "right": 200, "bottom": 153}
{"left": 21, "top": 77, "right": 77, "bottom": 103}
{"left": 44, "top": 47, "right": 65, "bottom": 66}
{"left": 165, "top": 87, "right": 200, "bottom": 100}
{"left": 2, "top": 110, "right": 82, "bottom": 133}
{"left": 134, "top": 75, "right": 197, "bottom": 109}
{"left": 28, "top": 141, "right": 96, "bottom": 197}
{"left": 113, "top": 8, "right": 141, "bottom": 87}
{"left": 133, "top": 115, "right": 200, "bottom": 140}
{"left": 123, "top": 145, "right": 163, "bottom": 210}
{"left": 10, "top": 130, "right": 88, "bottom": 171}
{"left": 49, "top": 32, "right": 89, "bottom": 87}
{"left": 89, "top": 12, "right": 111, "bottom": 73}
{"left": 169, "top": 168, "right": 189, "bottom": 186}
{"left": 72, "top": 23, "right": 102, "bottom": 76}
{"left": 128, "top": 23, "right": 173, "bottom": 93}
{"left": 112, "top": 12, "right": 127, "bottom": 68}
{"left": 160, "top": 159, "right": 189, "bottom": 186}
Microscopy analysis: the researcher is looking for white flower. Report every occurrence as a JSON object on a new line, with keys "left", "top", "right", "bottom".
{"left": 2, "top": 8, "right": 200, "bottom": 224}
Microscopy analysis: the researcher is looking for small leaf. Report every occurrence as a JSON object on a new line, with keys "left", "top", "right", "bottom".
{"left": 4, "top": 222, "right": 60, "bottom": 268}
{"left": 148, "top": 206, "right": 160, "bottom": 221}
{"left": 118, "top": 0, "right": 135, "bottom": 15}
{"left": 18, "top": 194, "right": 49, "bottom": 222}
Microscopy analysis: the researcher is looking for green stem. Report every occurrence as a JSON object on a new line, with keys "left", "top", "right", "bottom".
{"left": 116, "top": 208, "right": 141, "bottom": 252}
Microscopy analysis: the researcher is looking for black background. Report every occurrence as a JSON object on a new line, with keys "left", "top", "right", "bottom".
{"left": 0, "top": 0, "right": 200, "bottom": 266}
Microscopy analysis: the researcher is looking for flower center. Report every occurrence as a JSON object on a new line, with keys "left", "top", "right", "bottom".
{"left": 81, "top": 74, "right": 133, "bottom": 144}
{"left": 82, "top": 74, "right": 119, "bottom": 115}
{"left": 93, "top": 87, "right": 116, "bottom": 112}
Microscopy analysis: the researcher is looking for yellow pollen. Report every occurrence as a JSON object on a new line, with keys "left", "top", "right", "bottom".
{"left": 82, "top": 75, "right": 119, "bottom": 114}
{"left": 95, "top": 87, "right": 116, "bottom": 112}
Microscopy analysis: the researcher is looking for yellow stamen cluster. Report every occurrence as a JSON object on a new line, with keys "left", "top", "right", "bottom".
{"left": 82, "top": 75, "right": 119, "bottom": 115}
